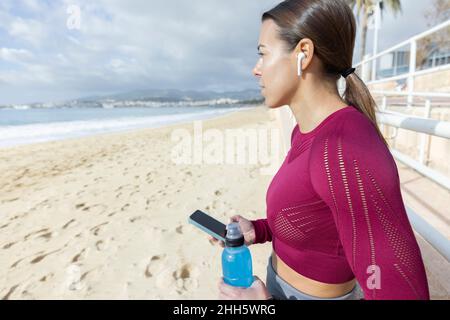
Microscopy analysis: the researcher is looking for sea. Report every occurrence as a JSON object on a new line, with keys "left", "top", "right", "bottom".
{"left": 0, "top": 104, "right": 255, "bottom": 148}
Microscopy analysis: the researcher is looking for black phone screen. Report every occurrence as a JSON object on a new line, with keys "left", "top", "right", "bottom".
{"left": 189, "top": 210, "right": 227, "bottom": 240}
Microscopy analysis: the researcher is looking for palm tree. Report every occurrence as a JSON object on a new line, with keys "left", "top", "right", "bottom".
{"left": 345, "top": 0, "right": 403, "bottom": 63}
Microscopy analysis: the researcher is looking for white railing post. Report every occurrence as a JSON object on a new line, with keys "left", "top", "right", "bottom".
{"left": 407, "top": 40, "right": 417, "bottom": 109}
{"left": 371, "top": 0, "right": 381, "bottom": 82}
{"left": 361, "top": 54, "right": 371, "bottom": 82}
{"left": 419, "top": 100, "right": 432, "bottom": 165}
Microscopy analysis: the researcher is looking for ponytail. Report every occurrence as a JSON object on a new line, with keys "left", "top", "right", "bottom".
{"left": 343, "top": 72, "right": 389, "bottom": 148}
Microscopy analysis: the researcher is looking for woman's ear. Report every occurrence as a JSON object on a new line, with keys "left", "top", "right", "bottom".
{"left": 294, "top": 38, "right": 314, "bottom": 72}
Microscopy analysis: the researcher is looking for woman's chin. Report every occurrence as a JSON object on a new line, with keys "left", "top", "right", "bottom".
{"left": 264, "top": 98, "right": 284, "bottom": 109}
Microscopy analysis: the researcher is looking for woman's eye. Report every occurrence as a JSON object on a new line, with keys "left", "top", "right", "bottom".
{"left": 257, "top": 52, "right": 264, "bottom": 57}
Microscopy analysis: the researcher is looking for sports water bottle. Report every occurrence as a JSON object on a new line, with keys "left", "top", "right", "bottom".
{"left": 221, "top": 222, "right": 254, "bottom": 288}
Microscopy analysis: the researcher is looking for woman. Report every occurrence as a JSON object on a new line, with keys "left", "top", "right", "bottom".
{"left": 210, "top": 0, "right": 430, "bottom": 300}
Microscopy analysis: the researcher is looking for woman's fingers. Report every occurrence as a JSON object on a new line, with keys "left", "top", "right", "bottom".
{"left": 218, "top": 278, "right": 240, "bottom": 299}
{"left": 208, "top": 236, "right": 225, "bottom": 247}
{"left": 229, "top": 215, "right": 241, "bottom": 223}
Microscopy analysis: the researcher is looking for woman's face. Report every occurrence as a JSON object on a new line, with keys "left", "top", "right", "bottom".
{"left": 253, "top": 19, "right": 299, "bottom": 108}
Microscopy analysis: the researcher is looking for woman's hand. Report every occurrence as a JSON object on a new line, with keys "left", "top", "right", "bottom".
{"left": 218, "top": 276, "right": 272, "bottom": 300}
{"left": 208, "top": 215, "right": 256, "bottom": 248}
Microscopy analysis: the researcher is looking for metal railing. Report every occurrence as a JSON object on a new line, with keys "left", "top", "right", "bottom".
{"left": 340, "top": 19, "right": 450, "bottom": 109}
{"left": 376, "top": 110, "right": 450, "bottom": 191}
{"left": 375, "top": 91, "right": 450, "bottom": 170}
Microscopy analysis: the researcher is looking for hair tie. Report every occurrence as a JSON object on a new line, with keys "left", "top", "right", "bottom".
{"left": 341, "top": 67, "right": 355, "bottom": 78}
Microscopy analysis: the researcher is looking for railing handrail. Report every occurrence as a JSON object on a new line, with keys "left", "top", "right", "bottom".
{"left": 376, "top": 110, "right": 450, "bottom": 139}
{"left": 355, "top": 19, "right": 450, "bottom": 67}
{"left": 372, "top": 91, "right": 450, "bottom": 98}
{"left": 361, "top": 64, "right": 450, "bottom": 85}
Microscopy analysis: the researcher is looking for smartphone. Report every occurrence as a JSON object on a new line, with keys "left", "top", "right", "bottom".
{"left": 188, "top": 209, "right": 227, "bottom": 242}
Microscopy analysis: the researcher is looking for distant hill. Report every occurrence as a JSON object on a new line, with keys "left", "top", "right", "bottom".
{"left": 80, "top": 88, "right": 262, "bottom": 102}
{"left": 1, "top": 89, "right": 264, "bottom": 109}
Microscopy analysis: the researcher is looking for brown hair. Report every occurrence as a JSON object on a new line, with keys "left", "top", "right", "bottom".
{"left": 262, "top": 0, "right": 388, "bottom": 147}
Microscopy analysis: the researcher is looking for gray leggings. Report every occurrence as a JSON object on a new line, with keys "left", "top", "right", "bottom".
{"left": 265, "top": 255, "right": 360, "bottom": 300}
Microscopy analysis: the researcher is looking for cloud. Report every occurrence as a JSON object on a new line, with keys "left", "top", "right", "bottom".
{"left": 8, "top": 17, "right": 47, "bottom": 47}
{"left": 0, "top": 0, "right": 431, "bottom": 104}
{"left": 0, "top": 47, "right": 34, "bottom": 63}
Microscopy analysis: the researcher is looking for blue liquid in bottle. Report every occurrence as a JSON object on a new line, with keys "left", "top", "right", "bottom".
{"left": 221, "top": 222, "right": 254, "bottom": 288}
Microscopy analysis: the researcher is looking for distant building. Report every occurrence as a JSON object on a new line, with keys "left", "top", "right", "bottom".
{"left": 375, "top": 41, "right": 450, "bottom": 80}
{"left": 378, "top": 50, "right": 410, "bottom": 79}
{"left": 423, "top": 44, "right": 450, "bottom": 68}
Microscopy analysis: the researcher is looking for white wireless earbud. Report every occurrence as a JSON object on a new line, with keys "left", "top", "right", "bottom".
{"left": 297, "top": 52, "right": 306, "bottom": 77}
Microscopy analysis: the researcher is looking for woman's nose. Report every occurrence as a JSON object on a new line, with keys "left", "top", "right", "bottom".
{"left": 252, "top": 59, "right": 262, "bottom": 78}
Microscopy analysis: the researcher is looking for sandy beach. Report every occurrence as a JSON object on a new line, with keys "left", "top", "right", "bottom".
{"left": 0, "top": 106, "right": 279, "bottom": 299}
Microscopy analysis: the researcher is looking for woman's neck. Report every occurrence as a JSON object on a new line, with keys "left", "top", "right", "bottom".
{"left": 288, "top": 79, "right": 348, "bottom": 134}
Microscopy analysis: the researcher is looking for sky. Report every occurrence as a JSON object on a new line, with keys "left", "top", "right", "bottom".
{"left": 0, "top": 0, "right": 437, "bottom": 105}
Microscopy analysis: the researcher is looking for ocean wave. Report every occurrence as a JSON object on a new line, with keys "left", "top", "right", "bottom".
{"left": 0, "top": 106, "right": 253, "bottom": 148}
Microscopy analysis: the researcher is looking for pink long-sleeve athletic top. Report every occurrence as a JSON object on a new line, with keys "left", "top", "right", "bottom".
{"left": 251, "top": 105, "right": 429, "bottom": 300}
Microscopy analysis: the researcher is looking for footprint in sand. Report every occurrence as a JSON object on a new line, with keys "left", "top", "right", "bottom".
{"left": 1, "top": 197, "right": 19, "bottom": 204}
{"left": 30, "top": 249, "right": 61, "bottom": 264}
{"left": 75, "top": 203, "right": 86, "bottom": 209}
{"left": 173, "top": 264, "right": 190, "bottom": 281}
{"left": 129, "top": 215, "right": 147, "bottom": 223}
{"left": 71, "top": 248, "right": 89, "bottom": 263}
{"left": 75, "top": 202, "right": 105, "bottom": 214}
{"left": 2, "top": 241, "right": 16, "bottom": 250}
{"left": 24, "top": 228, "right": 50, "bottom": 241}
{"left": 39, "top": 272, "right": 55, "bottom": 282}
{"left": 90, "top": 222, "right": 109, "bottom": 236}
{"left": 172, "top": 264, "right": 199, "bottom": 292}
{"left": 2, "top": 284, "right": 19, "bottom": 300}
{"left": 38, "top": 231, "right": 53, "bottom": 240}
{"left": 144, "top": 254, "right": 166, "bottom": 278}
{"left": 95, "top": 239, "right": 109, "bottom": 251}
{"left": 62, "top": 219, "right": 76, "bottom": 229}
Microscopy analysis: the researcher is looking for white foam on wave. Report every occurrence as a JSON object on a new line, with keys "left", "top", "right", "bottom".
{"left": 0, "top": 107, "right": 254, "bottom": 148}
